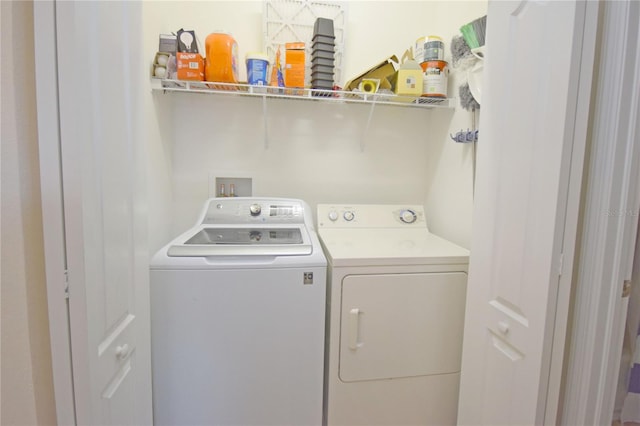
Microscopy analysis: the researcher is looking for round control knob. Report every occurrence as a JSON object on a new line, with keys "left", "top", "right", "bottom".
{"left": 343, "top": 211, "right": 355, "bottom": 221}
{"left": 400, "top": 209, "right": 417, "bottom": 224}
{"left": 249, "top": 203, "right": 262, "bottom": 216}
{"left": 328, "top": 210, "right": 339, "bottom": 221}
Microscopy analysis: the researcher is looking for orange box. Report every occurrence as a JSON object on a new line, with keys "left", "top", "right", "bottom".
{"left": 284, "top": 42, "right": 305, "bottom": 88}
{"left": 177, "top": 52, "right": 204, "bottom": 81}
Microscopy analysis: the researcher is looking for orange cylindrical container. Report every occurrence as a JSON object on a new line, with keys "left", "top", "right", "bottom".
{"left": 421, "top": 60, "right": 449, "bottom": 98}
{"left": 205, "top": 32, "right": 239, "bottom": 83}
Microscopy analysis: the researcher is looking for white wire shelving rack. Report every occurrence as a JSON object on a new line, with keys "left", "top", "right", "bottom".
{"left": 151, "top": 79, "right": 456, "bottom": 149}
{"left": 152, "top": 79, "right": 455, "bottom": 108}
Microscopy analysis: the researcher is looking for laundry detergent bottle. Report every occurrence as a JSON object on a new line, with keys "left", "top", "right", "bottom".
{"left": 205, "top": 31, "right": 239, "bottom": 83}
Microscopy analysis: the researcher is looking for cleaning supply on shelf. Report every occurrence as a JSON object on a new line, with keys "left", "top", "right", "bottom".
{"left": 454, "top": 15, "right": 486, "bottom": 109}
{"left": 414, "top": 36, "right": 427, "bottom": 64}
{"left": 424, "top": 35, "right": 445, "bottom": 61}
{"left": 460, "top": 15, "right": 487, "bottom": 58}
{"left": 284, "top": 42, "right": 305, "bottom": 88}
{"left": 459, "top": 83, "right": 480, "bottom": 111}
{"left": 460, "top": 23, "right": 479, "bottom": 49}
{"left": 246, "top": 53, "right": 270, "bottom": 86}
{"left": 205, "top": 31, "right": 239, "bottom": 83}
{"left": 450, "top": 34, "right": 474, "bottom": 68}
{"left": 422, "top": 60, "right": 449, "bottom": 98}
{"left": 269, "top": 46, "right": 285, "bottom": 89}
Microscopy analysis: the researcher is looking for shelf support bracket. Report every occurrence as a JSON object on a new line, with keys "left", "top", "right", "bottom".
{"left": 361, "top": 100, "right": 376, "bottom": 152}
{"left": 262, "top": 95, "right": 269, "bottom": 149}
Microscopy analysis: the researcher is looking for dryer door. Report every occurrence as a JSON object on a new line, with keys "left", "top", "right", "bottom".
{"left": 339, "top": 272, "right": 467, "bottom": 382}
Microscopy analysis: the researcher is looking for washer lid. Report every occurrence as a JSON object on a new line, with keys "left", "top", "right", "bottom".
{"left": 318, "top": 228, "right": 469, "bottom": 266}
{"left": 168, "top": 226, "right": 312, "bottom": 257}
{"left": 185, "top": 227, "right": 303, "bottom": 245}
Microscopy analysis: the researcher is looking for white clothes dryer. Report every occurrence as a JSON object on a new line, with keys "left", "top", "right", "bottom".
{"left": 317, "top": 204, "right": 470, "bottom": 426}
{"left": 151, "top": 198, "right": 326, "bottom": 426}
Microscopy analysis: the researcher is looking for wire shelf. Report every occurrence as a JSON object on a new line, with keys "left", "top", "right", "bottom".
{"left": 151, "top": 79, "right": 456, "bottom": 109}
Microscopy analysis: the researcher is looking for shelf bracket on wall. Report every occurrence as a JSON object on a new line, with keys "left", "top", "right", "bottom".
{"left": 262, "top": 95, "right": 269, "bottom": 149}
{"left": 361, "top": 98, "right": 376, "bottom": 152}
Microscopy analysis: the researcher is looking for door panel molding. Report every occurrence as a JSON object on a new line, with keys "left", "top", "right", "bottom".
{"left": 561, "top": 1, "right": 640, "bottom": 424}
{"left": 33, "top": 1, "right": 152, "bottom": 424}
{"left": 33, "top": 2, "right": 76, "bottom": 424}
{"left": 457, "top": 1, "right": 595, "bottom": 424}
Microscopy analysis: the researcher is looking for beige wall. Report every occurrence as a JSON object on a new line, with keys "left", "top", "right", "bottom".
{"left": 1, "top": 1, "right": 56, "bottom": 424}
{"left": 0, "top": 1, "right": 485, "bottom": 421}
{"left": 143, "top": 1, "right": 487, "bottom": 252}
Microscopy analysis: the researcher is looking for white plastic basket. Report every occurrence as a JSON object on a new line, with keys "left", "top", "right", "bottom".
{"left": 263, "top": 0, "right": 348, "bottom": 87}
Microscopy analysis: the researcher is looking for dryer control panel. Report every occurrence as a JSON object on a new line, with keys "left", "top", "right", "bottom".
{"left": 317, "top": 204, "right": 428, "bottom": 229}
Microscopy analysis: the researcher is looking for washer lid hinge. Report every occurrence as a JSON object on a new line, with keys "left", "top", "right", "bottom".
{"left": 558, "top": 252, "right": 564, "bottom": 277}
{"left": 64, "top": 269, "right": 69, "bottom": 300}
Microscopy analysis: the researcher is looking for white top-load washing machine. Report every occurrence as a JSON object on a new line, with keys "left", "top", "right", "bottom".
{"left": 150, "top": 198, "right": 326, "bottom": 426}
{"left": 317, "top": 204, "right": 470, "bottom": 426}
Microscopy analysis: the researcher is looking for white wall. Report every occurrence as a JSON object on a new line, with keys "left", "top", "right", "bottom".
{"left": 144, "top": 0, "right": 487, "bottom": 251}
{"left": 0, "top": 0, "right": 483, "bottom": 419}
{"left": 1, "top": 1, "right": 57, "bottom": 424}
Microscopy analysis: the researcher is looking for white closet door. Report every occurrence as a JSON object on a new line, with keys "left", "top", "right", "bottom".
{"left": 457, "top": 1, "right": 594, "bottom": 424}
{"left": 35, "top": 1, "right": 152, "bottom": 424}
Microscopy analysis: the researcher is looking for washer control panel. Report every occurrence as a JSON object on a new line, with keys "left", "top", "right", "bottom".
{"left": 318, "top": 204, "right": 427, "bottom": 229}
{"left": 201, "top": 198, "right": 307, "bottom": 225}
